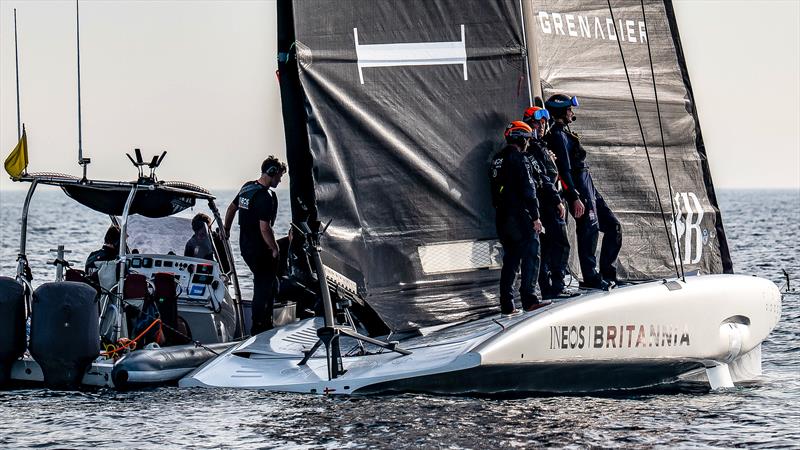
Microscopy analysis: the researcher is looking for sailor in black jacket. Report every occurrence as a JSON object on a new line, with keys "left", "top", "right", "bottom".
{"left": 524, "top": 106, "right": 572, "bottom": 299}
{"left": 85, "top": 225, "right": 121, "bottom": 275}
{"left": 545, "top": 94, "right": 622, "bottom": 288}
{"left": 489, "top": 121, "right": 549, "bottom": 314}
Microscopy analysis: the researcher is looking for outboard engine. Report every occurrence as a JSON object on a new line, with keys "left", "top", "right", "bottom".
{"left": 0, "top": 276, "right": 26, "bottom": 386}
{"left": 30, "top": 282, "right": 99, "bottom": 389}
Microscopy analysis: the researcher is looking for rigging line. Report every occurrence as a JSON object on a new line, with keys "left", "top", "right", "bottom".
{"left": 640, "top": 0, "right": 685, "bottom": 282}
{"left": 606, "top": 0, "right": 681, "bottom": 280}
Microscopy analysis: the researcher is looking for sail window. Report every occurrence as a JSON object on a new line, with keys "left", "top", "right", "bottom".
{"left": 417, "top": 239, "right": 502, "bottom": 275}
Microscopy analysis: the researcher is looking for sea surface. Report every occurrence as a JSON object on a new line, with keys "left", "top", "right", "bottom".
{"left": 0, "top": 187, "right": 798, "bottom": 448}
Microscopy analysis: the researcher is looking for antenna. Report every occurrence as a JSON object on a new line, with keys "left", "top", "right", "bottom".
{"left": 126, "top": 148, "right": 168, "bottom": 182}
{"left": 75, "top": 0, "right": 90, "bottom": 180}
{"left": 13, "top": 9, "right": 21, "bottom": 140}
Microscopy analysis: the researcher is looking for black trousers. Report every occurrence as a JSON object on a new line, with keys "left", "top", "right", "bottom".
{"left": 575, "top": 193, "right": 622, "bottom": 282}
{"left": 497, "top": 214, "right": 540, "bottom": 313}
{"left": 243, "top": 253, "right": 278, "bottom": 335}
{"left": 539, "top": 206, "right": 570, "bottom": 297}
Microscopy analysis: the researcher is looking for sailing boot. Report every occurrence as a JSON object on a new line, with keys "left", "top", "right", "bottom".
{"left": 579, "top": 275, "right": 610, "bottom": 291}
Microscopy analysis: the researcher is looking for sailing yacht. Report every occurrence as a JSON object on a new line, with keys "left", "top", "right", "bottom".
{"left": 181, "top": 0, "right": 781, "bottom": 395}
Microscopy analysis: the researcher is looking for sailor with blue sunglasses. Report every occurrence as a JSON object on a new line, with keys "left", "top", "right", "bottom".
{"left": 544, "top": 94, "right": 622, "bottom": 290}
{"left": 523, "top": 105, "right": 574, "bottom": 299}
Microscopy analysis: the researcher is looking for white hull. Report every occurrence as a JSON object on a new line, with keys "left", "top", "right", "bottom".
{"left": 180, "top": 274, "right": 781, "bottom": 395}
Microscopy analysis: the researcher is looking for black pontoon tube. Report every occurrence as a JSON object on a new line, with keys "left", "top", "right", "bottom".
{"left": 112, "top": 342, "right": 237, "bottom": 389}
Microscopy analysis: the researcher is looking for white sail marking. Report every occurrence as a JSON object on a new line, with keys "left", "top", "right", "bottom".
{"left": 418, "top": 239, "right": 502, "bottom": 275}
{"left": 671, "top": 192, "right": 705, "bottom": 265}
{"left": 354, "top": 25, "right": 467, "bottom": 84}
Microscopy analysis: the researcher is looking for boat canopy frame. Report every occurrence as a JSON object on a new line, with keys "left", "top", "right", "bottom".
{"left": 11, "top": 172, "right": 245, "bottom": 336}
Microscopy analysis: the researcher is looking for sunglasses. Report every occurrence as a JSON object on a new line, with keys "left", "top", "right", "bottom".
{"left": 545, "top": 96, "right": 580, "bottom": 109}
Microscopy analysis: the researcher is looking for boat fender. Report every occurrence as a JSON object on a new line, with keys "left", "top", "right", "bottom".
{"left": 111, "top": 342, "right": 235, "bottom": 389}
{"left": 29, "top": 281, "right": 99, "bottom": 389}
{"left": 0, "top": 276, "right": 26, "bottom": 385}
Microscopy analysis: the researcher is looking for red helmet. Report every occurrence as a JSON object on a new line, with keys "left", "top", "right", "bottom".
{"left": 523, "top": 106, "right": 550, "bottom": 123}
{"left": 504, "top": 121, "right": 534, "bottom": 141}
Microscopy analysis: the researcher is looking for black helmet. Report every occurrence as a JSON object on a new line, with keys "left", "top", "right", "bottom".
{"left": 545, "top": 94, "right": 579, "bottom": 121}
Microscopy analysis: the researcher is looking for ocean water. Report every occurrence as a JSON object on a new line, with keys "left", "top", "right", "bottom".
{"left": 0, "top": 187, "right": 798, "bottom": 448}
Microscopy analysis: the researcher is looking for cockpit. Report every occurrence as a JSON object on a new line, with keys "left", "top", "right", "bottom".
{"left": 124, "top": 215, "right": 229, "bottom": 312}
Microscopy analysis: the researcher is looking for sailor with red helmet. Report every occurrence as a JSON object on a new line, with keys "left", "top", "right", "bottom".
{"left": 489, "top": 121, "right": 551, "bottom": 314}
{"left": 544, "top": 94, "right": 622, "bottom": 289}
{"left": 523, "top": 106, "right": 572, "bottom": 299}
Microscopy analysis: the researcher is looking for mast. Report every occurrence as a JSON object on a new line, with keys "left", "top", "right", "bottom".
{"left": 520, "top": 0, "right": 543, "bottom": 101}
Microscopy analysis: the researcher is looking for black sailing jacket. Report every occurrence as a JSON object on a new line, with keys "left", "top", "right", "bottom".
{"left": 490, "top": 144, "right": 540, "bottom": 221}
{"left": 545, "top": 122, "right": 589, "bottom": 204}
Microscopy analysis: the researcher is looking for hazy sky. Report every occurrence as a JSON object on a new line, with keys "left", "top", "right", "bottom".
{"left": 0, "top": 0, "right": 798, "bottom": 191}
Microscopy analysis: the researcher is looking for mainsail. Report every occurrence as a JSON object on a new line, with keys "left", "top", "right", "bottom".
{"left": 531, "top": 0, "right": 732, "bottom": 278}
{"left": 280, "top": 0, "right": 530, "bottom": 331}
{"left": 278, "top": 0, "right": 732, "bottom": 332}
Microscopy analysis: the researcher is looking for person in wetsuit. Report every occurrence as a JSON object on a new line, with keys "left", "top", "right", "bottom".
{"left": 224, "top": 156, "right": 287, "bottom": 335}
{"left": 184, "top": 213, "right": 214, "bottom": 260}
{"left": 489, "top": 121, "right": 550, "bottom": 314}
{"left": 545, "top": 94, "right": 622, "bottom": 289}
{"left": 523, "top": 106, "right": 572, "bottom": 299}
{"left": 85, "top": 225, "right": 121, "bottom": 275}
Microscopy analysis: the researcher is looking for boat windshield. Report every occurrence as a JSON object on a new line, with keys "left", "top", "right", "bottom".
{"left": 127, "top": 215, "right": 208, "bottom": 258}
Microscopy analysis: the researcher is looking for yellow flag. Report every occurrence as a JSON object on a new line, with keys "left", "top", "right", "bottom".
{"left": 4, "top": 129, "right": 28, "bottom": 179}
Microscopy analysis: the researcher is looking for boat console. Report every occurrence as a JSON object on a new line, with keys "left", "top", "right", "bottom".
{"left": 125, "top": 253, "right": 226, "bottom": 308}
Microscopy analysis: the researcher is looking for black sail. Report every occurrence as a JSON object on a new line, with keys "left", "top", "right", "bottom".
{"left": 281, "top": 0, "right": 530, "bottom": 331}
{"left": 278, "top": 0, "right": 732, "bottom": 332}
{"left": 530, "top": 0, "right": 732, "bottom": 279}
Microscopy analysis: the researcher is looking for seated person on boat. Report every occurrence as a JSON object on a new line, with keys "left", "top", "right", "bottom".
{"left": 184, "top": 213, "right": 214, "bottom": 260}
{"left": 85, "top": 225, "right": 121, "bottom": 276}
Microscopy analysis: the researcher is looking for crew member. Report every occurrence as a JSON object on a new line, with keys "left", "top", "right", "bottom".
{"left": 523, "top": 106, "right": 571, "bottom": 299}
{"left": 545, "top": 94, "right": 622, "bottom": 288}
{"left": 489, "top": 121, "right": 548, "bottom": 314}
{"left": 184, "top": 213, "right": 214, "bottom": 260}
{"left": 85, "top": 225, "right": 121, "bottom": 275}
{"left": 224, "top": 156, "right": 287, "bottom": 335}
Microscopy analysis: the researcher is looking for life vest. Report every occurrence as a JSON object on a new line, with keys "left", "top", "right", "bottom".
{"left": 530, "top": 140, "right": 560, "bottom": 188}
{"left": 524, "top": 153, "right": 545, "bottom": 190}
{"left": 564, "top": 129, "right": 588, "bottom": 171}
{"left": 237, "top": 182, "right": 277, "bottom": 227}
{"left": 269, "top": 190, "right": 278, "bottom": 227}
{"left": 237, "top": 182, "right": 266, "bottom": 211}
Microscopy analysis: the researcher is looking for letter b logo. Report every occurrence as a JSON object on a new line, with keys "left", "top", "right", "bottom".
{"left": 671, "top": 192, "right": 704, "bottom": 264}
